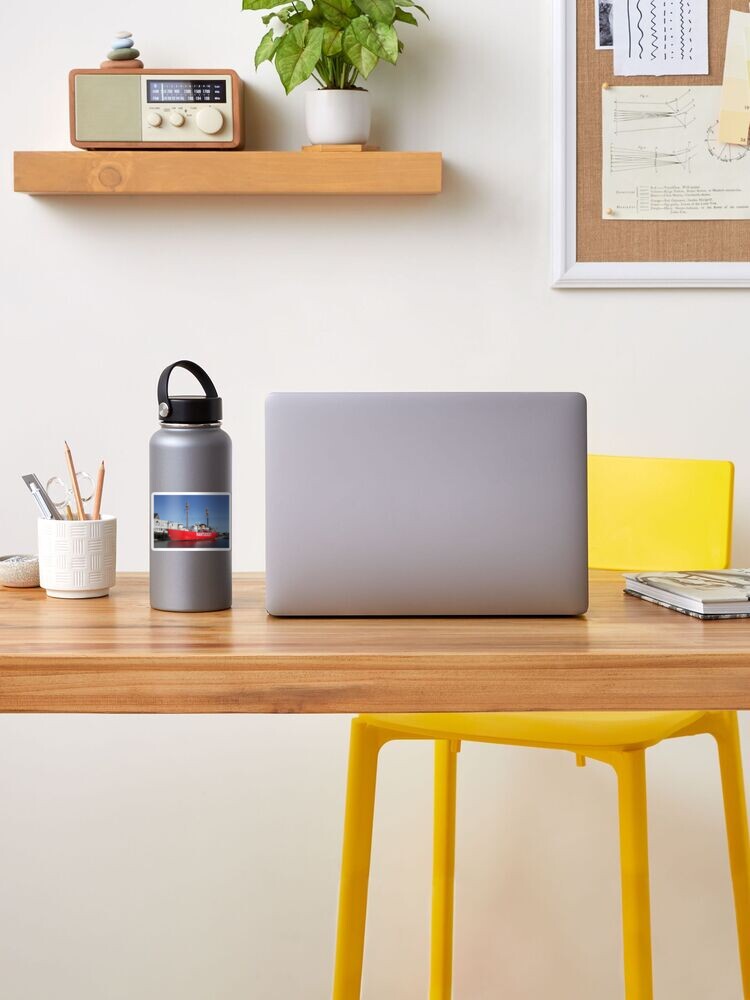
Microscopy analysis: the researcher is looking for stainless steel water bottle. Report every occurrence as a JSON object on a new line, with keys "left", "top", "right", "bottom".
{"left": 149, "top": 361, "right": 232, "bottom": 612}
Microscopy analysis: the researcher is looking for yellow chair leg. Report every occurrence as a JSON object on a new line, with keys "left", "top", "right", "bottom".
{"left": 333, "top": 719, "right": 388, "bottom": 1000}
{"left": 430, "top": 740, "right": 459, "bottom": 1000}
{"left": 614, "top": 749, "right": 654, "bottom": 1000}
{"left": 713, "top": 712, "right": 750, "bottom": 998}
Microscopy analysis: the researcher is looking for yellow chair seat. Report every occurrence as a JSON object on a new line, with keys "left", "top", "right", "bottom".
{"left": 360, "top": 710, "right": 707, "bottom": 751}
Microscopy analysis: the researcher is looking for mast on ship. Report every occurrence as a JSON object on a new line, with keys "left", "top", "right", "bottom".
{"left": 185, "top": 501, "right": 190, "bottom": 528}
{"left": 205, "top": 507, "right": 210, "bottom": 528}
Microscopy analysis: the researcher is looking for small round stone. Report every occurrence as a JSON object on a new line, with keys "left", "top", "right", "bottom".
{"left": 115, "top": 30, "right": 133, "bottom": 39}
{"left": 100, "top": 58, "right": 143, "bottom": 68}
{"left": 108, "top": 47, "right": 140, "bottom": 60}
{"left": 111, "top": 37, "right": 134, "bottom": 49}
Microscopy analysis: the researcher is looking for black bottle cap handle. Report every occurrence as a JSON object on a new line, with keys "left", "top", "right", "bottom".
{"left": 157, "top": 361, "right": 222, "bottom": 424}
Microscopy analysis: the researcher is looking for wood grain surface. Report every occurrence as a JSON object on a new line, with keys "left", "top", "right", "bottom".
{"left": 1, "top": 573, "right": 750, "bottom": 713}
{"left": 13, "top": 151, "right": 443, "bottom": 196}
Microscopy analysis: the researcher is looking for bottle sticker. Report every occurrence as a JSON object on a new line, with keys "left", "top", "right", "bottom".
{"left": 152, "top": 492, "right": 231, "bottom": 551}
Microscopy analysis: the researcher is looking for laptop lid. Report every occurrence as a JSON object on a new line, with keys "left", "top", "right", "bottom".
{"left": 265, "top": 392, "right": 588, "bottom": 616}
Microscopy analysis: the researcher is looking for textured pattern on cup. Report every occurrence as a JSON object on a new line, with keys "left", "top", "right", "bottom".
{"left": 38, "top": 516, "right": 117, "bottom": 598}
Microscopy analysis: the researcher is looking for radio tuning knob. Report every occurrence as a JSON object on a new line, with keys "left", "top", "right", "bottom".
{"left": 168, "top": 111, "right": 185, "bottom": 127}
{"left": 147, "top": 111, "right": 163, "bottom": 127}
{"left": 196, "top": 107, "right": 224, "bottom": 135}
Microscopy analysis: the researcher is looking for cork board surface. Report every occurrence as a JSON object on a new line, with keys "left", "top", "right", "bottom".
{"left": 576, "top": 0, "right": 749, "bottom": 261}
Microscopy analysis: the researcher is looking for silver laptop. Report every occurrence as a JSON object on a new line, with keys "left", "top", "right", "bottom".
{"left": 265, "top": 392, "right": 588, "bottom": 616}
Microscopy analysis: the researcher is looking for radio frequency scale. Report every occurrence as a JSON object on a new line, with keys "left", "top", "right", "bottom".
{"left": 69, "top": 69, "right": 244, "bottom": 150}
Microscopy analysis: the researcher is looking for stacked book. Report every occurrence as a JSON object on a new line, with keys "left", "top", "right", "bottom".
{"left": 625, "top": 570, "right": 750, "bottom": 620}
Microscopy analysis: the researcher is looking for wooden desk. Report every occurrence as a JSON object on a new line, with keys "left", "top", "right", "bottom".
{"left": 1, "top": 571, "right": 749, "bottom": 713}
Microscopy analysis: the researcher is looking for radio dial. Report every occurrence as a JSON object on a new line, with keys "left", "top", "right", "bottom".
{"left": 196, "top": 107, "right": 224, "bottom": 135}
{"left": 168, "top": 111, "right": 185, "bottom": 127}
{"left": 147, "top": 111, "right": 163, "bottom": 127}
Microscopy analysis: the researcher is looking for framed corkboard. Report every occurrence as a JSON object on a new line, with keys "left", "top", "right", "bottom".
{"left": 552, "top": 0, "right": 750, "bottom": 287}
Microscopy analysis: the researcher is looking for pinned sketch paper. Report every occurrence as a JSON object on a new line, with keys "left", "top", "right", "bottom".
{"left": 613, "top": 0, "right": 708, "bottom": 75}
{"left": 602, "top": 86, "right": 750, "bottom": 219}
{"left": 718, "top": 9, "right": 750, "bottom": 145}
{"left": 596, "top": 0, "right": 614, "bottom": 49}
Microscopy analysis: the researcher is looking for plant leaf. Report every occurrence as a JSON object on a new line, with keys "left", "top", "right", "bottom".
{"left": 322, "top": 24, "right": 344, "bottom": 55}
{"left": 317, "top": 0, "right": 358, "bottom": 28}
{"left": 342, "top": 22, "right": 379, "bottom": 76}
{"left": 354, "top": 0, "right": 396, "bottom": 23}
{"left": 275, "top": 22, "right": 325, "bottom": 92}
{"left": 263, "top": 4, "right": 308, "bottom": 22}
{"left": 261, "top": 5, "right": 295, "bottom": 24}
{"left": 243, "top": 0, "right": 287, "bottom": 9}
{"left": 373, "top": 20, "right": 399, "bottom": 60}
{"left": 255, "top": 28, "right": 283, "bottom": 67}
{"left": 393, "top": 0, "right": 428, "bottom": 16}
{"left": 350, "top": 15, "right": 398, "bottom": 63}
{"left": 394, "top": 7, "right": 417, "bottom": 25}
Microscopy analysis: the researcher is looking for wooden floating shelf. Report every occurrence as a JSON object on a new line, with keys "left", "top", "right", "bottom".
{"left": 13, "top": 149, "right": 442, "bottom": 196}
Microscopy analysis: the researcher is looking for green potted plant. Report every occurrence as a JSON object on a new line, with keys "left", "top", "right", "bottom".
{"left": 242, "top": 0, "right": 428, "bottom": 145}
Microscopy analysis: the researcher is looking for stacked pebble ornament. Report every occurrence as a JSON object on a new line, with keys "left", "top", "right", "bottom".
{"left": 100, "top": 31, "right": 143, "bottom": 69}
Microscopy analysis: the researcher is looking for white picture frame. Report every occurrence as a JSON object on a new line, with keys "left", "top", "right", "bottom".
{"left": 551, "top": 0, "right": 750, "bottom": 288}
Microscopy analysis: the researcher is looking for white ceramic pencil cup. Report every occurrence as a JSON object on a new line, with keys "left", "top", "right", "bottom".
{"left": 37, "top": 516, "right": 117, "bottom": 599}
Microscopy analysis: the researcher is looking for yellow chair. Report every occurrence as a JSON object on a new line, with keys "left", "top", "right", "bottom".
{"left": 332, "top": 455, "right": 749, "bottom": 1000}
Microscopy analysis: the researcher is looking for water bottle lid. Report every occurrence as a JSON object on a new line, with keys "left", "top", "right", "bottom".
{"left": 157, "top": 361, "right": 223, "bottom": 424}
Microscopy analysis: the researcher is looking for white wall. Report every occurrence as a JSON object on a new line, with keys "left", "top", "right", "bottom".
{"left": 1, "top": 2, "right": 748, "bottom": 998}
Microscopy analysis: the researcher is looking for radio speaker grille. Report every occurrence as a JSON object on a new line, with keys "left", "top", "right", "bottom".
{"left": 75, "top": 75, "right": 141, "bottom": 142}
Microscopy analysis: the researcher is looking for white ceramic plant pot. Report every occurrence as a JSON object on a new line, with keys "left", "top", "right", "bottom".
{"left": 305, "top": 89, "right": 371, "bottom": 145}
{"left": 38, "top": 515, "right": 117, "bottom": 599}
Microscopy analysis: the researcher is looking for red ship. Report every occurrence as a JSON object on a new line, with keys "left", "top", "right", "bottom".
{"left": 167, "top": 502, "right": 219, "bottom": 542}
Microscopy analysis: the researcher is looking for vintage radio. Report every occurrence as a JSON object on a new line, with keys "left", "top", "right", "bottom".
{"left": 69, "top": 69, "right": 244, "bottom": 150}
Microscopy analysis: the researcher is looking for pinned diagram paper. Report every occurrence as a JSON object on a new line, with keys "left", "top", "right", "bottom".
{"left": 613, "top": 0, "right": 708, "bottom": 76}
{"left": 602, "top": 86, "right": 750, "bottom": 220}
{"left": 718, "top": 9, "right": 750, "bottom": 146}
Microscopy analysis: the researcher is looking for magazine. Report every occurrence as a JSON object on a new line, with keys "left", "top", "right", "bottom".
{"left": 624, "top": 570, "right": 750, "bottom": 620}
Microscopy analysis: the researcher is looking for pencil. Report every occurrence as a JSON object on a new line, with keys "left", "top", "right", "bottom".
{"left": 92, "top": 461, "right": 105, "bottom": 521}
{"left": 64, "top": 440, "right": 86, "bottom": 521}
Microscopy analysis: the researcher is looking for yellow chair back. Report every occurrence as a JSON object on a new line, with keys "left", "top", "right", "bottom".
{"left": 588, "top": 454, "right": 734, "bottom": 571}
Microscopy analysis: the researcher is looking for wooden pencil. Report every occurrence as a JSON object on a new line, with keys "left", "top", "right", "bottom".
{"left": 92, "top": 461, "right": 105, "bottom": 521}
{"left": 64, "top": 440, "right": 86, "bottom": 521}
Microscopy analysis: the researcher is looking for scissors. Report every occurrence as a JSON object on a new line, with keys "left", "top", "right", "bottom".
{"left": 46, "top": 471, "right": 95, "bottom": 517}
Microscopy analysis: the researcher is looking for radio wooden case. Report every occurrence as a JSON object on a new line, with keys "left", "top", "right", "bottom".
{"left": 69, "top": 68, "right": 244, "bottom": 150}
